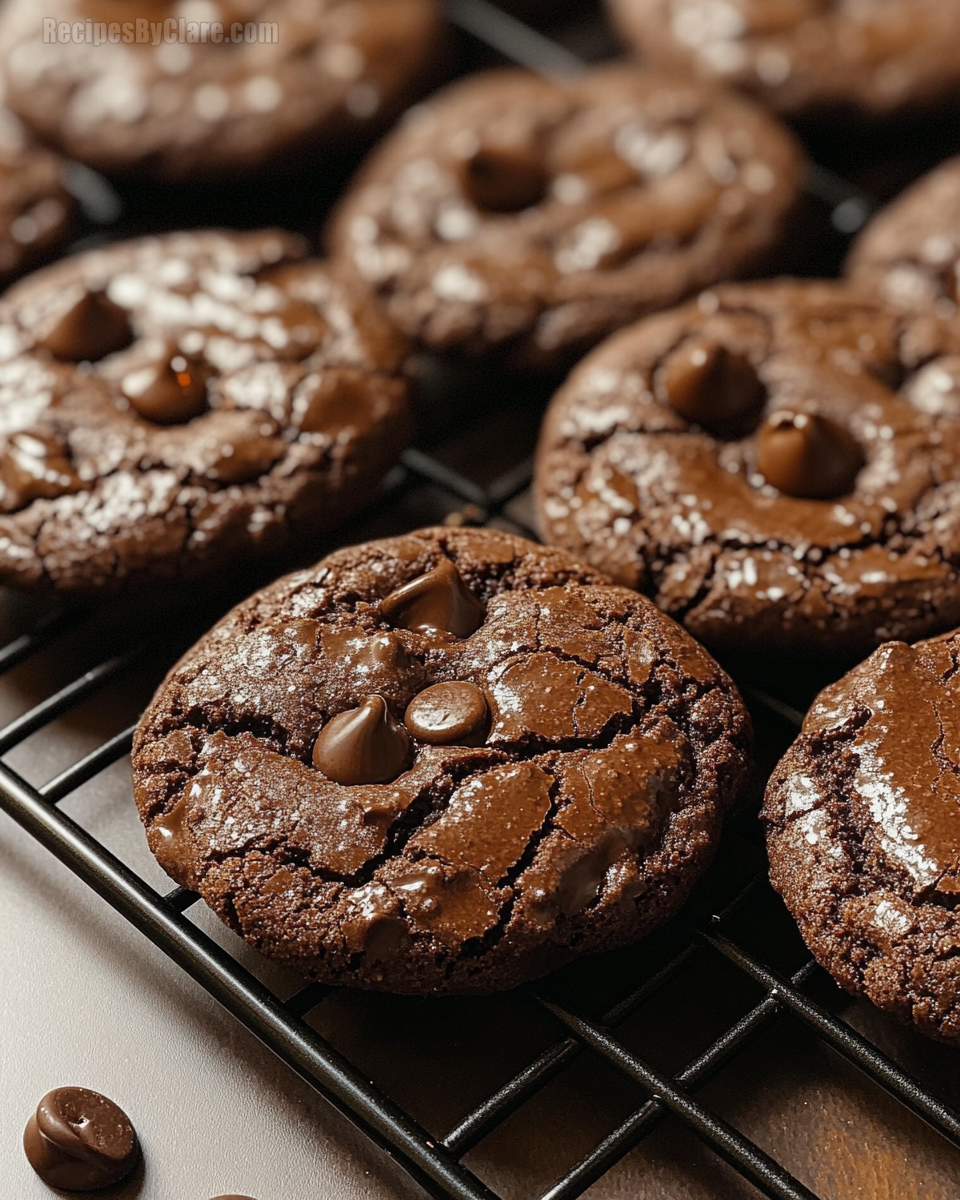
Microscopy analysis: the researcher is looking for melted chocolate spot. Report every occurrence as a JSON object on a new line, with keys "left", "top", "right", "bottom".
{"left": 154, "top": 794, "right": 190, "bottom": 875}
{"left": 23, "top": 1087, "right": 139, "bottom": 1191}
{"left": 404, "top": 681, "right": 489, "bottom": 746}
{"left": 122, "top": 350, "right": 208, "bottom": 425}
{"left": 756, "top": 410, "right": 865, "bottom": 499}
{"left": 35, "top": 289, "right": 132, "bottom": 362}
{"left": 380, "top": 558, "right": 485, "bottom": 638}
{"left": 462, "top": 141, "right": 548, "bottom": 213}
{"left": 313, "top": 695, "right": 412, "bottom": 785}
{"left": 0, "top": 430, "right": 82, "bottom": 510}
{"left": 659, "top": 338, "right": 765, "bottom": 437}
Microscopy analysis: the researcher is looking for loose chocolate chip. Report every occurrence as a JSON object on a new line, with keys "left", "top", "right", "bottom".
{"left": 756, "top": 410, "right": 865, "bottom": 499}
{"left": 0, "top": 430, "right": 82, "bottom": 511}
{"left": 122, "top": 350, "right": 208, "bottom": 425}
{"left": 313, "top": 695, "right": 412, "bottom": 785}
{"left": 35, "top": 289, "right": 133, "bottom": 362}
{"left": 659, "top": 338, "right": 765, "bottom": 438}
{"left": 405, "top": 681, "right": 489, "bottom": 746}
{"left": 380, "top": 558, "right": 485, "bottom": 638}
{"left": 462, "top": 141, "right": 548, "bottom": 213}
{"left": 23, "top": 1087, "right": 140, "bottom": 1192}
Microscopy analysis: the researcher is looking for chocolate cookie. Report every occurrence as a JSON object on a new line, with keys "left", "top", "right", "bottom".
{"left": 0, "top": 229, "right": 411, "bottom": 591}
{"left": 0, "top": 0, "right": 445, "bottom": 182}
{"left": 132, "top": 527, "right": 751, "bottom": 994}
{"left": 0, "top": 105, "right": 73, "bottom": 281}
{"left": 847, "top": 155, "right": 960, "bottom": 320}
{"left": 607, "top": 0, "right": 960, "bottom": 124}
{"left": 763, "top": 627, "right": 960, "bottom": 1044}
{"left": 327, "top": 65, "right": 803, "bottom": 370}
{"left": 534, "top": 279, "right": 960, "bottom": 658}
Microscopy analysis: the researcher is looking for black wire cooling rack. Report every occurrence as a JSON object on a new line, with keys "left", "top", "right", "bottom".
{"left": 4, "top": 4, "right": 960, "bottom": 1199}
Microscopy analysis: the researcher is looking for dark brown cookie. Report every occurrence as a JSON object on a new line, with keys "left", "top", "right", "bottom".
{"left": 847, "top": 155, "right": 960, "bottom": 319}
{"left": 535, "top": 279, "right": 960, "bottom": 658}
{"left": 607, "top": 0, "right": 960, "bottom": 124}
{"left": 0, "top": 104, "right": 73, "bottom": 281}
{"left": 0, "top": 229, "right": 412, "bottom": 592}
{"left": 0, "top": 0, "right": 445, "bottom": 182}
{"left": 132, "top": 526, "right": 751, "bottom": 995}
{"left": 327, "top": 64, "right": 803, "bottom": 370}
{"left": 763, "top": 627, "right": 960, "bottom": 1044}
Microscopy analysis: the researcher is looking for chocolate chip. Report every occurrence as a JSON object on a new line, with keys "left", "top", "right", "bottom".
{"left": 380, "top": 558, "right": 485, "bottom": 638}
{"left": 23, "top": 1087, "right": 140, "bottom": 1192}
{"left": 659, "top": 338, "right": 765, "bottom": 437}
{"left": 313, "top": 695, "right": 412, "bottom": 785}
{"left": 405, "top": 681, "right": 489, "bottom": 746}
{"left": 0, "top": 430, "right": 82, "bottom": 511}
{"left": 35, "top": 289, "right": 132, "bottom": 362}
{"left": 122, "top": 349, "right": 208, "bottom": 424}
{"left": 462, "top": 141, "right": 548, "bottom": 213}
{"left": 756, "top": 410, "right": 865, "bottom": 499}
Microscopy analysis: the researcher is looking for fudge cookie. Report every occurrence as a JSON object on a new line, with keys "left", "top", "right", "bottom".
{"left": 0, "top": 0, "right": 445, "bottom": 182}
{"left": 0, "top": 228, "right": 411, "bottom": 591}
{"left": 763, "top": 626, "right": 960, "bottom": 1043}
{"left": 0, "top": 105, "right": 73, "bottom": 281}
{"left": 327, "top": 65, "right": 803, "bottom": 370}
{"left": 132, "top": 526, "right": 751, "bottom": 994}
{"left": 607, "top": 0, "right": 960, "bottom": 124}
{"left": 847, "top": 156, "right": 960, "bottom": 320}
{"left": 535, "top": 279, "right": 960, "bottom": 658}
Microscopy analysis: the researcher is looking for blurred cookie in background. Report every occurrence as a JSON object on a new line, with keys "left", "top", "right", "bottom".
{"left": 847, "top": 155, "right": 960, "bottom": 324}
{"left": 328, "top": 64, "right": 804, "bottom": 371}
{"left": 606, "top": 0, "right": 960, "bottom": 126}
{"left": 0, "top": 103, "right": 73, "bottom": 282}
{"left": 0, "top": 0, "right": 447, "bottom": 182}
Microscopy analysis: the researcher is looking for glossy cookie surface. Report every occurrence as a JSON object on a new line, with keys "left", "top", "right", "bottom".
{"left": 328, "top": 64, "right": 802, "bottom": 370}
{"left": 763, "top": 627, "right": 960, "bottom": 1044}
{"left": 535, "top": 279, "right": 960, "bottom": 657}
{"left": 132, "top": 527, "right": 751, "bottom": 994}
{"left": 607, "top": 0, "right": 960, "bottom": 123}
{"left": 0, "top": 0, "right": 445, "bottom": 181}
{"left": 0, "top": 228, "right": 411, "bottom": 591}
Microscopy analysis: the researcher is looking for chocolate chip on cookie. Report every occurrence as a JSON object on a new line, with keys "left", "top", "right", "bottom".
{"left": 132, "top": 526, "right": 751, "bottom": 995}
{"left": 0, "top": 228, "right": 412, "bottom": 591}
{"left": 607, "top": 0, "right": 960, "bottom": 124}
{"left": 535, "top": 279, "right": 960, "bottom": 657}
{"left": 328, "top": 64, "right": 803, "bottom": 370}
{"left": 763, "top": 626, "right": 960, "bottom": 1043}
{"left": 0, "top": 0, "right": 446, "bottom": 181}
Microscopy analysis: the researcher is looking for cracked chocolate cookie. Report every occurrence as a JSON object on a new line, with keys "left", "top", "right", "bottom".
{"left": 607, "top": 0, "right": 960, "bottom": 124}
{"left": 534, "top": 279, "right": 960, "bottom": 658}
{"left": 0, "top": 228, "right": 412, "bottom": 591}
{"left": 0, "top": 105, "right": 73, "bottom": 282}
{"left": 132, "top": 526, "right": 751, "bottom": 994}
{"left": 0, "top": 0, "right": 445, "bottom": 182}
{"left": 327, "top": 64, "right": 803, "bottom": 371}
{"left": 847, "top": 155, "right": 960, "bottom": 321}
{"left": 763, "top": 627, "right": 960, "bottom": 1044}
